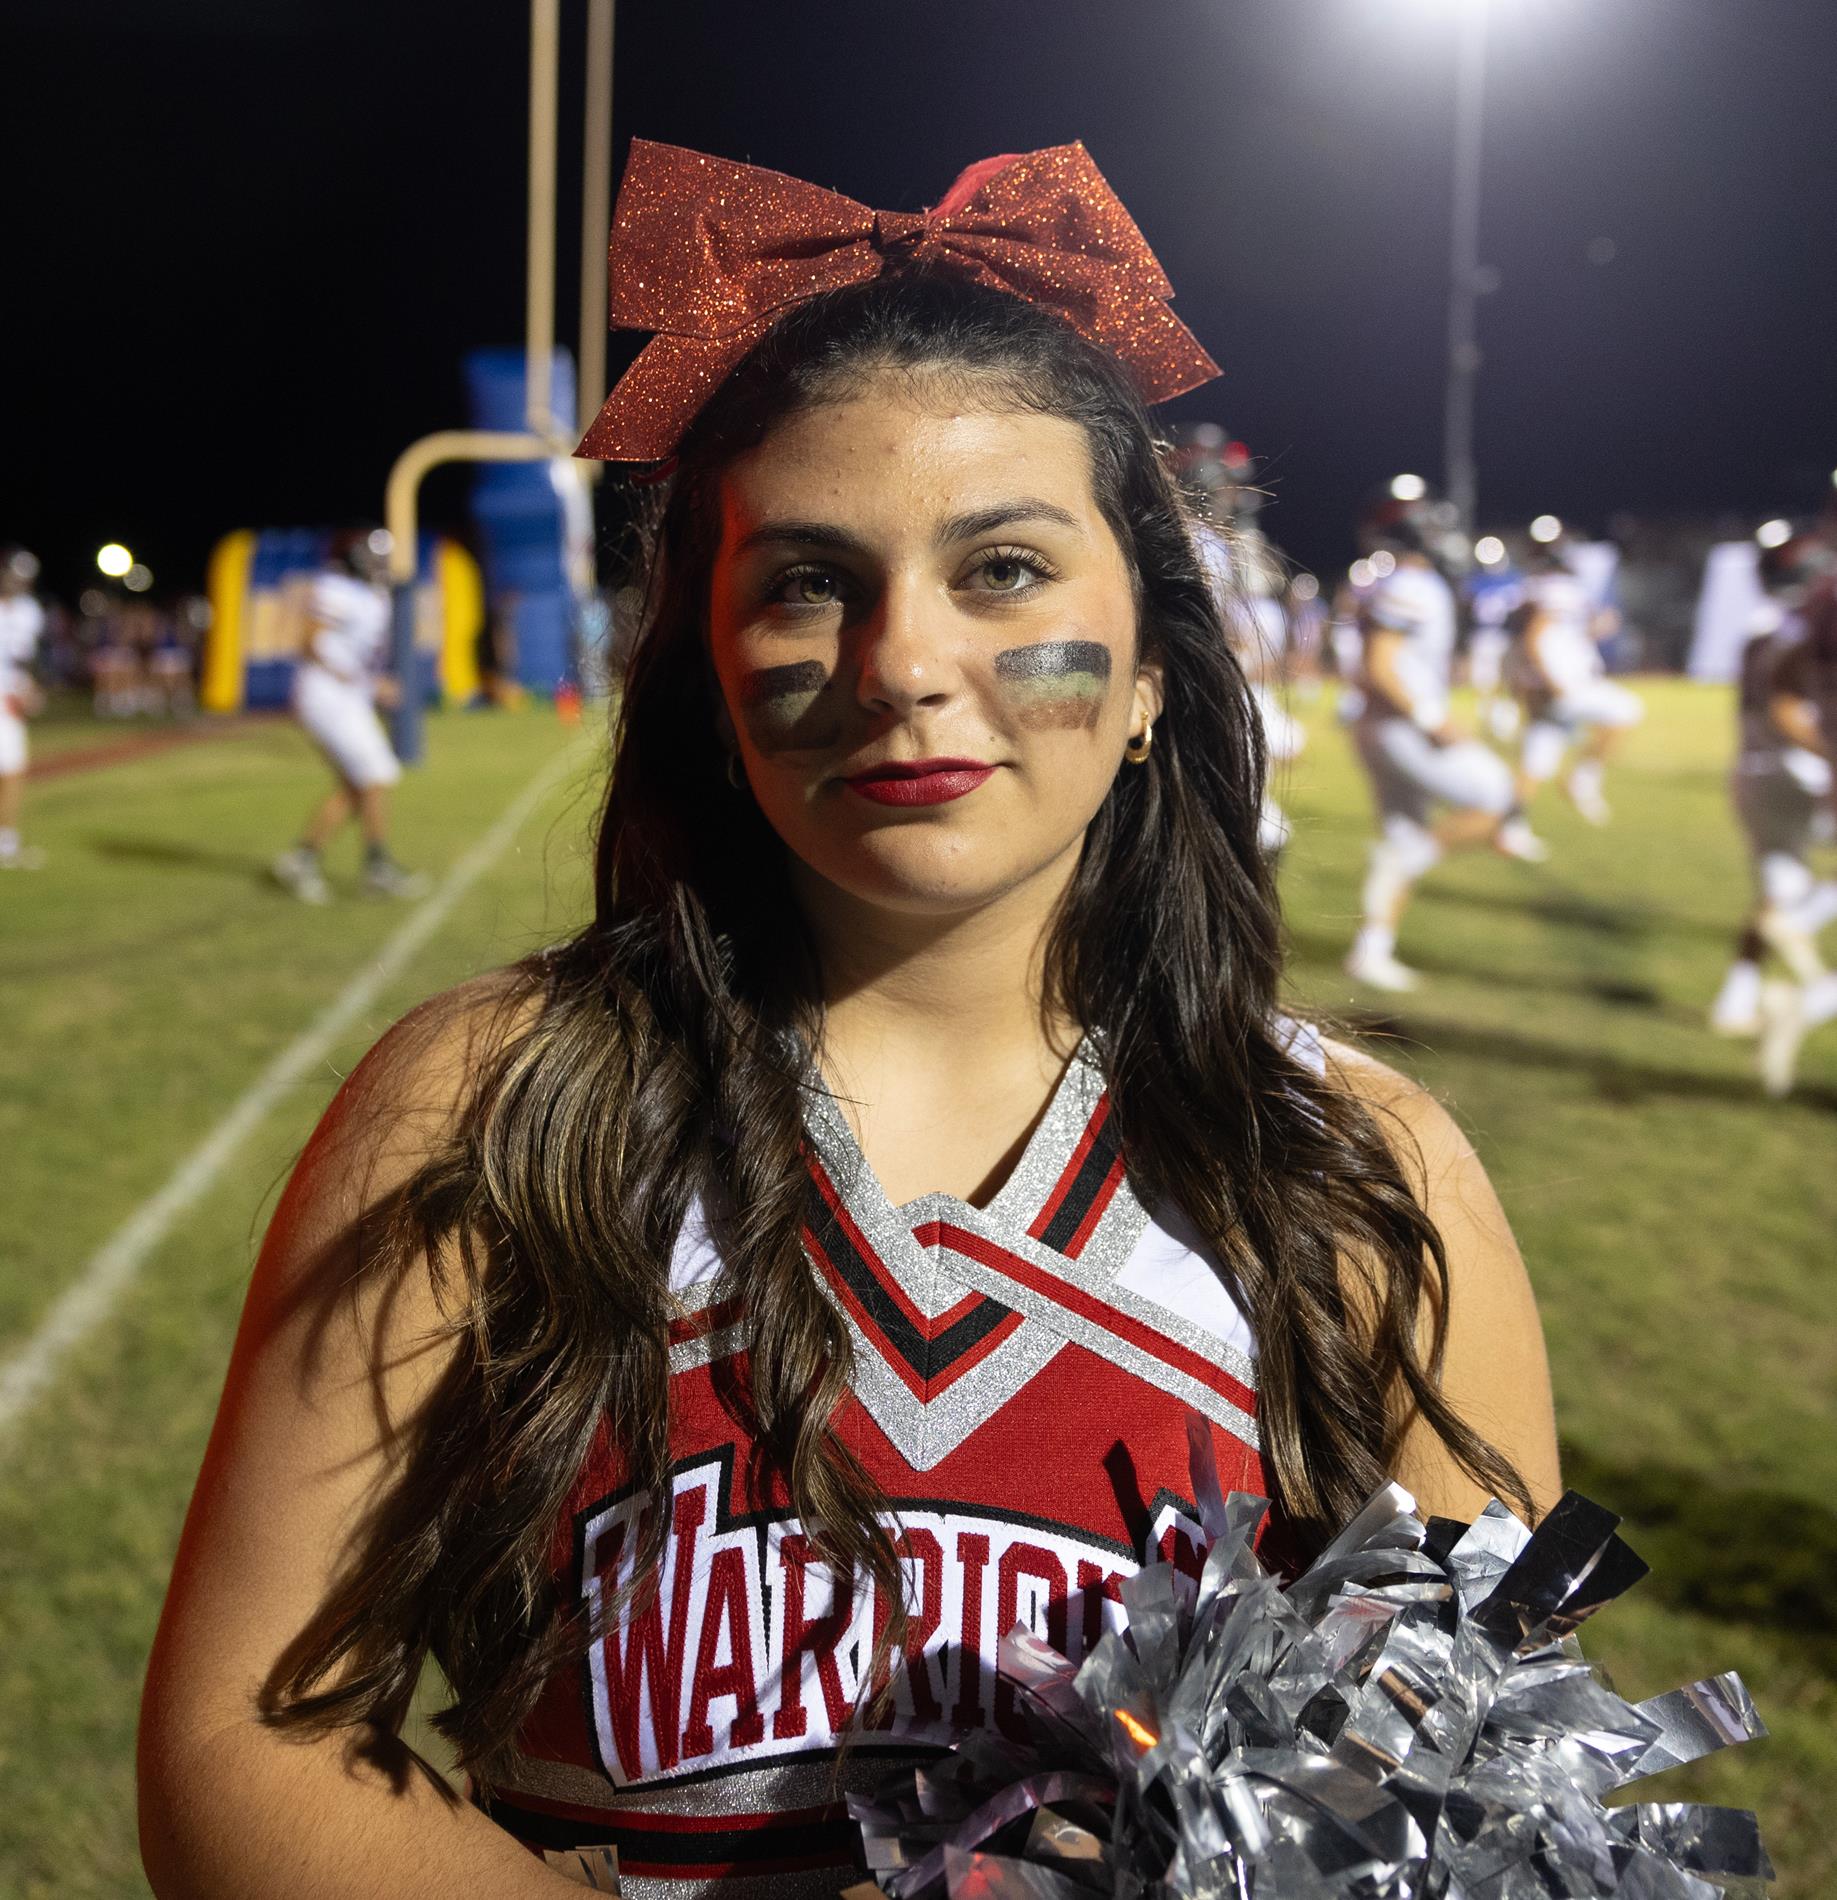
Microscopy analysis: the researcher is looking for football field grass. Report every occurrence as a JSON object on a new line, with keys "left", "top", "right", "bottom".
{"left": 0, "top": 682, "right": 1830, "bottom": 1895}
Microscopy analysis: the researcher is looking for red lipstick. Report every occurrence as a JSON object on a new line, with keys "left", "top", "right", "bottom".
{"left": 842, "top": 757, "right": 995, "bottom": 807}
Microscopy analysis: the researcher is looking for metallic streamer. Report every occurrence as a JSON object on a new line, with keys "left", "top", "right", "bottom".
{"left": 847, "top": 1435, "right": 1771, "bottom": 1899}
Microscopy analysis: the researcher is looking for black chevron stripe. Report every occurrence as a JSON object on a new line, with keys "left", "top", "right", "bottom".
{"left": 1036, "top": 1109, "right": 1123, "bottom": 1256}
{"left": 804, "top": 1178, "right": 1014, "bottom": 1384}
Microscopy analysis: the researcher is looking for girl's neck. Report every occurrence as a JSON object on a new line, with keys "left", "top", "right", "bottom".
{"left": 794, "top": 845, "right": 1083, "bottom": 1077}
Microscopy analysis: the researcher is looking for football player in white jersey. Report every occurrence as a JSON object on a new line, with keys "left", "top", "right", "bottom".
{"left": 1709, "top": 532, "right": 1837, "bottom": 1039}
{"left": 0, "top": 547, "right": 48, "bottom": 870}
{"left": 1509, "top": 537, "right": 1643, "bottom": 826}
{"left": 271, "top": 532, "right": 428, "bottom": 904}
{"left": 1344, "top": 494, "right": 1540, "bottom": 993}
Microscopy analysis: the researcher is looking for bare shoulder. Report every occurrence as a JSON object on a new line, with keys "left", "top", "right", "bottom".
{"left": 329, "top": 964, "right": 538, "bottom": 1142}
{"left": 251, "top": 964, "right": 546, "bottom": 1367}
{"left": 284, "top": 967, "right": 540, "bottom": 1245}
{"left": 142, "top": 966, "right": 551, "bottom": 1763}
{"left": 206, "top": 963, "right": 546, "bottom": 1564}
{"left": 1314, "top": 1032, "right": 1562, "bottom": 1519}
{"left": 1314, "top": 1033, "right": 1477, "bottom": 1201}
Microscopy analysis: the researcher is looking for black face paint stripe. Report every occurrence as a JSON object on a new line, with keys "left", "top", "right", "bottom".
{"left": 993, "top": 640, "right": 1113, "bottom": 682}
{"left": 739, "top": 659, "right": 830, "bottom": 705}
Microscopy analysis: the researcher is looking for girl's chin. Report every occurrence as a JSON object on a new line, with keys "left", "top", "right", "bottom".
{"left": 803, "top": 842, "right": 1073, "bottom": 916}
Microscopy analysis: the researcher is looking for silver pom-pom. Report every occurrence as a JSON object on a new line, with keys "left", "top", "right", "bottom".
{"left": 849, "top": 1420, "right": 1771, "bottom": 1898}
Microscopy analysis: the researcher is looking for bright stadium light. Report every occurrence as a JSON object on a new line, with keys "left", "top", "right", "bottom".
{"left": 124, "top": 563, "right": 154, "bottom": 593}
{"left": 1529, "top": 514, "right": 1563, "bottom": 543}
{"left": 1349, "top": 558, "right": 1375, "bottom": 588}
{"left": 96, "top": 542, "right": 133, "bottom": 577}
{"left": 1474, "top": 534, "right": 1506, "bottom": 565}
{"left": 1389, "top": 473, "right": 1429, "bottom": 502}
{"left": 1756, "top": 519, "right": 1792, "bottom": 548}
{"left": 1368, "top": 549, "right": 1398, "bottom": 578}
{"left": 1290, "top": 572, "right": 1321, "bottom": 601}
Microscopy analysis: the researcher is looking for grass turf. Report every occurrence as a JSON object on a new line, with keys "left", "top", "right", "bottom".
{"left": 0, "top": 679, "right": 1830, "bottom": 1894}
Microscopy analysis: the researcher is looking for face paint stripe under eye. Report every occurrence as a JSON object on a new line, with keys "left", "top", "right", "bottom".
{"left": 740, "top": 659, "right": 831, "bottom": 706}
{"left": 993, "top": 640, "right": 1113, "bottom": 687}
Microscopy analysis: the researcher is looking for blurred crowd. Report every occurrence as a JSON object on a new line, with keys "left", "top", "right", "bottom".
{"left": 16, "top": 578, "right": 210, "bottom": 720}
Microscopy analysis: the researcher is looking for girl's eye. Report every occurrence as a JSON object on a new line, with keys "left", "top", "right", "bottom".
{"left": 968, "top": 549, "right": 1054, "bottom": 595}
{"left": 768, "top": 566, "right": 845, "bottom": 608}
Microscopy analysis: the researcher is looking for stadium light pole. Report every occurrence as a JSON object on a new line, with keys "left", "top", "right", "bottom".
{"left": 1442, "top": 0, "right": 1487, "bottom": 538}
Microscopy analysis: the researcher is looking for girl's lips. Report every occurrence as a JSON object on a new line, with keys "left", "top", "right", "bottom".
{"left": 843, "top": 760, "right": 995, "bottom": 807}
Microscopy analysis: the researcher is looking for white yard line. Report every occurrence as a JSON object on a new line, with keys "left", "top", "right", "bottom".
{"left": 0, "top": 745, "right": 583, "bottom": 1440}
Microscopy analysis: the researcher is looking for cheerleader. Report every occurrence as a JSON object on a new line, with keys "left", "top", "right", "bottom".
{"left": 143, "top": 144, "right": 1558, "bottom": 1897}
{"left": 271, "top": 532, "right": 428, "bottom": 904}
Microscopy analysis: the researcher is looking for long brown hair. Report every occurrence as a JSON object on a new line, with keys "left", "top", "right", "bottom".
{"left": 263, "top": 272, "right": 1528, "bottom": 1779}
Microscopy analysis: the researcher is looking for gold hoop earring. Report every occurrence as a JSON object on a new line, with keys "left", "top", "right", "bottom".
{"left": 725, "top": 753, "right": 747, "bottom": 791}
{"left": 1124, "top": 719, "right": 1154, "bottom": 765}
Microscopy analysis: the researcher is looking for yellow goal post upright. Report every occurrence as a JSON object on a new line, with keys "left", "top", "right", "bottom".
{"left": 386, "top": 0, "right": 615, "bottom": 764}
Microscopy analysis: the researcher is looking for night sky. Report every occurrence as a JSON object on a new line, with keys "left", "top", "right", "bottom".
{"left": 8, "top": 0, "right": 1835, "bottom": 597}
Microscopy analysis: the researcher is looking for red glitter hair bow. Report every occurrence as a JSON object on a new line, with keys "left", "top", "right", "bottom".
{"left": 576, "top": 140, "right": 1220, "bottom": 463}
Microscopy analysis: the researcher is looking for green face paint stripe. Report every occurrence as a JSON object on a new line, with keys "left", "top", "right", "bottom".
{"left": 739, "top": 660, "right": 830, "bottom": 706}
{"left": 993, "top": 641, "right": 1113, "bottom": 691}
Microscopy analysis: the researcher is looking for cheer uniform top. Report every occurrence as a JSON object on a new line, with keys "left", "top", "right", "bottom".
{"left": 480, "top": 1037, "right": 1282, "bottom": 1897}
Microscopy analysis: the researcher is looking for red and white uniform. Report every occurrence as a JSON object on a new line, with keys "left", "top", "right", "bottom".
{"left": 292, "top": 572, "right": 401, "bottom": 788}
{"left": 481, "top": 1040, "right": 1277, "bottom": 1897}
{"left": 0, "top": 593, "right": 46, "bottom": 776}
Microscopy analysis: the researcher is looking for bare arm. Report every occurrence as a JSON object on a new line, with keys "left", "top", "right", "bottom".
{"left": 139, "top": 982, "right": 576, "bottom": 1898}
{"left": 1323, "top": 1037, "right": 1563, "bottom": 1524}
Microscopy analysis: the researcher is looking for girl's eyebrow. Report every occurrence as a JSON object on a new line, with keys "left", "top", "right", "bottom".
{"left": 736, "top": 520, "right": 869, "bottom": 556}
{"left": 935, "top": 499, "right": 1082, "bottom": 545}
{"left": 734, "top": 498, "right": 1082, "bottom": 558}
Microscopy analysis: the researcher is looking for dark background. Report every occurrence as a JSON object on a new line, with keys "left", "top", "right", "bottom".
{"left": 6, "top": 0, "right": 1835, "bottom": 595}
